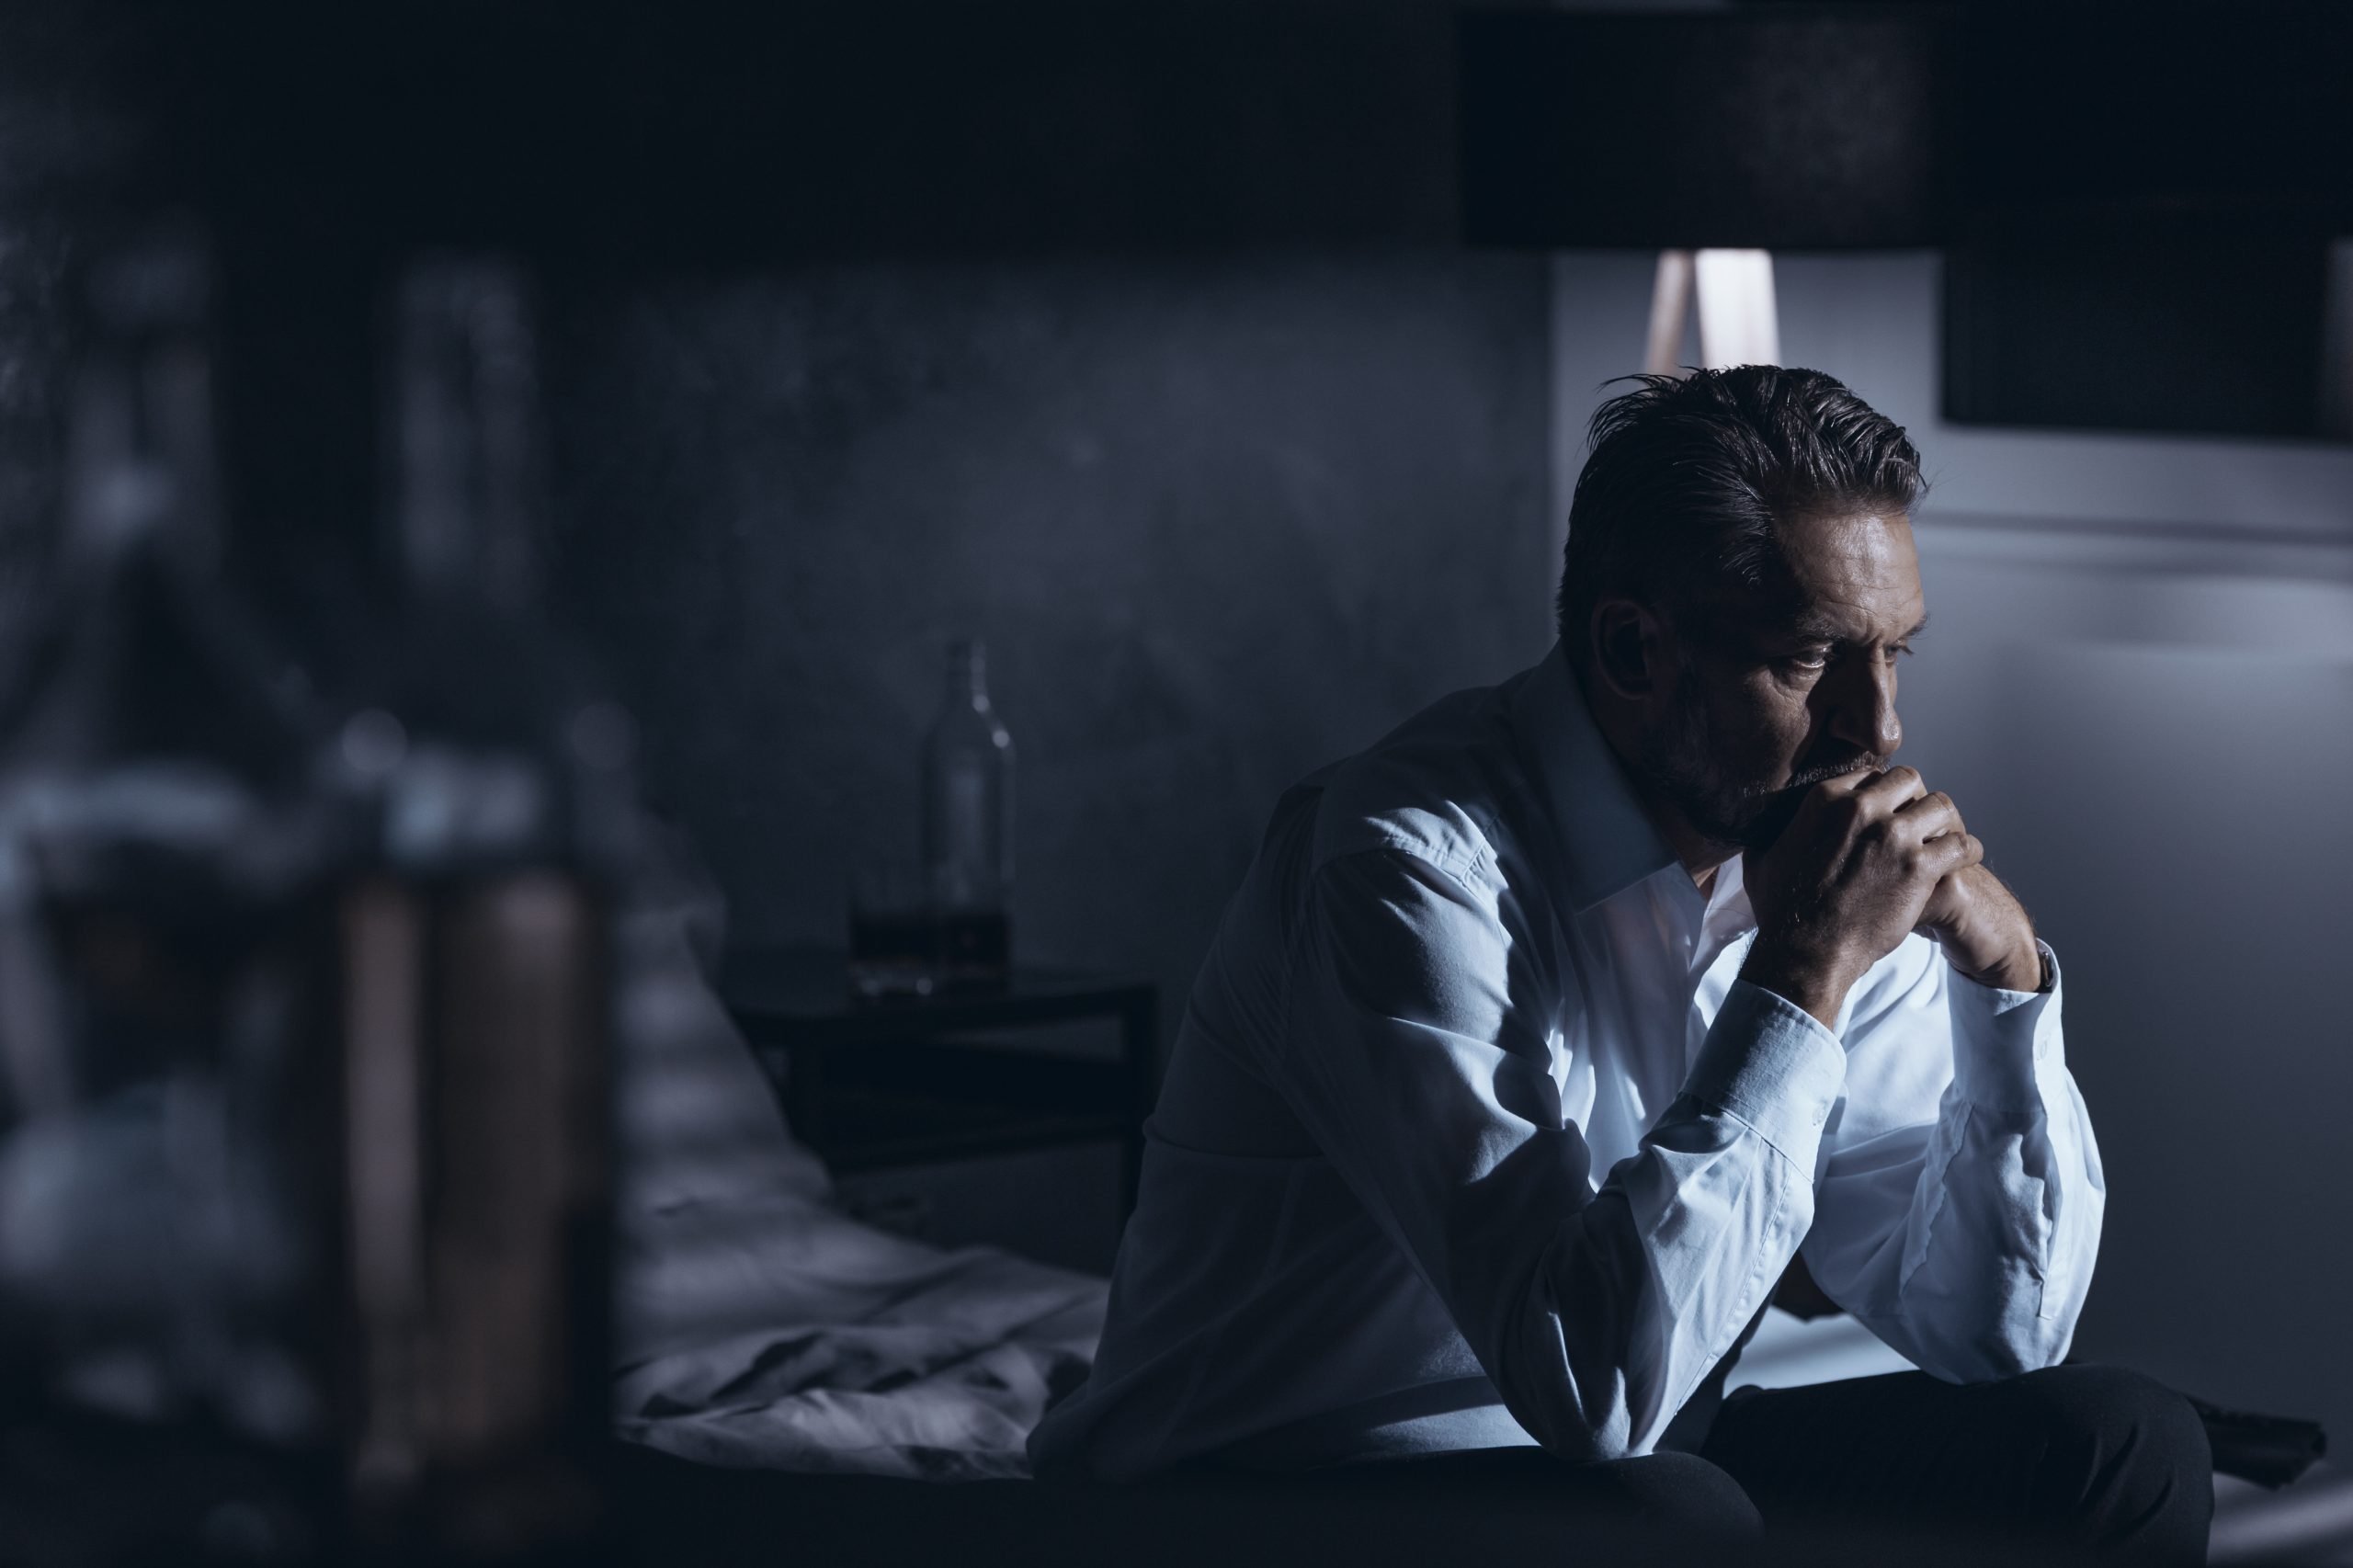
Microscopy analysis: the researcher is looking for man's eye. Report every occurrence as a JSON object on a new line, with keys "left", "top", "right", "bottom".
{"left": 1887, "top": 642, "right": 1915, "bottom": 664}
{"left": 1780, "top": 652, "right": 1829, "bottom": 673}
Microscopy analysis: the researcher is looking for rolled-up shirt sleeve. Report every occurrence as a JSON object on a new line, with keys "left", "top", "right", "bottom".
{"left": 1262, "top": 846, "right": 1847, "bottom": 1462}
{"left": 1797, "top": 939, "right": 2104, "bottom": 1383}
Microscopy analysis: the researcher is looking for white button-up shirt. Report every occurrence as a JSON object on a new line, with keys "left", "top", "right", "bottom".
{"left": 1029, "top": 644, "right": 2103, "bottom": 1481}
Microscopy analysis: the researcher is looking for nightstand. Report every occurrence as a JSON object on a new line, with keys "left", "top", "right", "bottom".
{"left": 716, "top": 943, "right": 1159, "bottom": 1216}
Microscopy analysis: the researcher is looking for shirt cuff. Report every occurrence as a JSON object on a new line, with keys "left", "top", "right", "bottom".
{"left": 1946, "top": 938, "right": 2065, "bottom": 1113}
{"left": 1682, "top": 980, "right": 1848, "bottom": 1163}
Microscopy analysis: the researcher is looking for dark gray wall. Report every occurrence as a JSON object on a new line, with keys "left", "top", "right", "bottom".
{"left": 546, "top": 252, "right": 1555, "bottom": 1039}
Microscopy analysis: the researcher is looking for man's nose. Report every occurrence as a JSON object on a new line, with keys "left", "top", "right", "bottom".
{"left": 1826, "top": 658, "right": 1903, "bottom": 759}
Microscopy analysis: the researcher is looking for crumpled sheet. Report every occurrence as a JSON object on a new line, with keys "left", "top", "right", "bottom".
{"left": 614, "top": 1190, "right": 1106, "bottom": 1482}
{"left": 608, "top": 835, "right": 1108, "bottom": 1482}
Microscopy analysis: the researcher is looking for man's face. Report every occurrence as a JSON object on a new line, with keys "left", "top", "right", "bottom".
{"left": 1638, "top": 511, "right": 1928, "bottom": 852}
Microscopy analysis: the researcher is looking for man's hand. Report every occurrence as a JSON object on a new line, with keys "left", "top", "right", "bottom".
{"left": 1740, "top": 766, "right": 1983, "bottom": 1028}
{"left": 1915, "top": 860, "right": 2042, "bottom": 994}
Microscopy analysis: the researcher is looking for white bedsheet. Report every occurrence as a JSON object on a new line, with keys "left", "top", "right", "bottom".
{"left": 615, "top": 1191, "right": 1105, "bottom": 1480}
{"left": 608, "top": 833, "right": 1107, "bottom": 1481}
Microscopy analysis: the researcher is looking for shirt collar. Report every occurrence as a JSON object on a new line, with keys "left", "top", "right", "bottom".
{"left": 1507, "top": 641, "right": 1679, "bottom": 914}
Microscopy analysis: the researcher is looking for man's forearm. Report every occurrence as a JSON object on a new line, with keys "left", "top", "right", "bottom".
{"left": 1740, "top": 940, "right": 1860, "bottom": 1032}
{"left": 1802, "top": 945, "right": 2098, "bottom": 1384}
{"left": 1949, "top": 941, "right": 2048, "bottom": 994}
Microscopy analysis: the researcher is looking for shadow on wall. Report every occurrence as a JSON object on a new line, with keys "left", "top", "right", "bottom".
{"left": 543, "top": 252, "right": 1554, "bottom": 1049}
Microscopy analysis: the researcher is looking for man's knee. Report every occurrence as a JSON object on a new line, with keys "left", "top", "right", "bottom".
{"left": 2004, "top": 1364, "right": 2211, "bottom": 1553}
{"left": 2011, "top": 1365, "right": 2210, "bottom": 1476}
{"left": 1579, "top": 1451, "right": 1763, "bottom": 1540}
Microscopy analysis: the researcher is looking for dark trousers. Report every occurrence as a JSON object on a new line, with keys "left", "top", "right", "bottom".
{"left": 1288, "top": 1364, "right": 2211, "bottom": 1566}
{"left": 606, "top": 1366, "right": 2212, "bottom": 1568}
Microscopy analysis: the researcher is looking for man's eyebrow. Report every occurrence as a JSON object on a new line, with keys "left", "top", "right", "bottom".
{"left": 1786, "top": 609, "right": 1932, "bottom": 642}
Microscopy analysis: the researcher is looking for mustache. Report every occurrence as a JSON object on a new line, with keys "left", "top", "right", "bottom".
{"left": 1735, "top": 754, "right": 1886, "bottom": 852}
{"left": 1779, "top": 753, "right": 1887, "bottom": 792}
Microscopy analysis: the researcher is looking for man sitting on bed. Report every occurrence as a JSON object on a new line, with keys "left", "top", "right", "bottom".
{"left": 1030, "top": 367, "right": 2210, "bottom": 1562}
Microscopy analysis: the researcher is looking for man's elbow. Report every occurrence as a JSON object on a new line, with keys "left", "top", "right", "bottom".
{"left": 1517, "top": 1405, "right": 1629, "bottom": 1467}
{"left": 1487, "top": 1348, "right": 1644, "bottom": 1465}
{"left": 1480, "top": 1249, "right": 1669, "bottom": 1463}
{"left": 1924, "top": 1302, "right": 2078, "bottom": 1385}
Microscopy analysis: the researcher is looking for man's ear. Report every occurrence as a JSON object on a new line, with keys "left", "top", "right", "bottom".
{"left": 1590, "top": 597, "right": 1667, "bottom": 701}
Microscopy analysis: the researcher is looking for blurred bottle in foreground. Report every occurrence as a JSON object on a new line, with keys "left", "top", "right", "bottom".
{"left": 330, "top": 254, "right": 628, "bottom": 1563}
{"left": 920, "top": 637, "right": 1014, "bottom": 991}
{"left": 0, "top": 238, "right": 631, "bottom": 1565}
{"left": 0, "top": 232, "right": 339, "bottom": 1555}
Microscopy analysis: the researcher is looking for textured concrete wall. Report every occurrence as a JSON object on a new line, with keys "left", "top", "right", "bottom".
{"left": 544, "top": 252, "right": 1555, "bottom": 1044}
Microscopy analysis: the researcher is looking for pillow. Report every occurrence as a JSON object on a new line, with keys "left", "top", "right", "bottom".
{"left": 614, "top": 823, "right": 831, "bottom": 1218}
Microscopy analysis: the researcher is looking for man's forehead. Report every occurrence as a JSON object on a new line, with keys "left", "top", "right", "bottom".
{"left": 1795, "top": 511, "right": 1923, "bottom": 624}
{"left": 1791, "top": 508, "right": 1919, "bottom": 578}
{"left": 1697, "top": 511, "right": 1927, "bottom": 642}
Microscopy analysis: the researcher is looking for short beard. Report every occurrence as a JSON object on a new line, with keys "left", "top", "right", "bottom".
{"left": 1636, "top": 661, "right": 1882, "bottom": 855}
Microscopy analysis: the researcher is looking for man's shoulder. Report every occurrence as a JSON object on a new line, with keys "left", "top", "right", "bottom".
{"left": 1305, "top": 676, "right": 1532, "bottom": 889}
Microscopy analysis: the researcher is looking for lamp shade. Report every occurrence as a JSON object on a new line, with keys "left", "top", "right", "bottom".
{"left": 1458, "top": 3, "right": 2353, "bottom": 252}
{"left": 1457, "top": 6, "right": 1950, "bottom": 251}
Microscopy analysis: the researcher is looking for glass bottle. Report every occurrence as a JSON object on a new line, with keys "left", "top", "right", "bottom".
{"left": 330, "top": 255, "right": 623, "bottom": 1563}
{"left": 920, "top": 637, "right": 1014, "bottom": 990}
{"left": 0, "top": 231, "right": 339, "bottom": 1557}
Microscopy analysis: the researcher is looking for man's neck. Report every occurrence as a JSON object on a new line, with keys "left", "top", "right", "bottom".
{"left": 1574, "top": 656, "right": 1741, "bottom": 891}
{"left": 1622, "top": 778, "right": 1740, "bottom": 888}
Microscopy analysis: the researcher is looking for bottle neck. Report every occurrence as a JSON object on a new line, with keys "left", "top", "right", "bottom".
{"left": 392, "top": 259, "right": 545, "bottom": 618}
{"left": 67, "top": 240, "right": 221, "bottom": 564}
{"left": 947, "top": 640, "right": 988, "bottom": 704}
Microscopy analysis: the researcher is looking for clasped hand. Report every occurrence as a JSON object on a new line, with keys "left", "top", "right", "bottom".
{"left": 1741, "top": 766, "right": 2041, "bottom": 1028}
